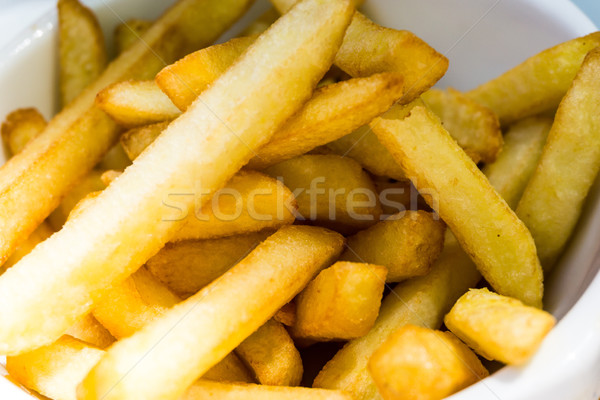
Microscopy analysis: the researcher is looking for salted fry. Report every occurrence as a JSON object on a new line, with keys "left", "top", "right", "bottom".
{"left": 368, "top": 325, "right": 488, "bottom": 400}
{"left": 146, "top": 230, "right": 274, "bottom": 298}
{"left": 0, "top": 0, "right": 253, "bottom": 267}
{"left": 236, "top": 319, "right": 303, "bottom": 386}
{"left": 483, "top": 117, "right": 552, "bottom": 209}
{"left": 0, "top": 0, "right": 351, "bottom": 356}
{"left": 445, "top": 288, "right": 556, "bottom": 365}
{"left": 120, "top": 121, "right": 169, "bottom": 160}
{"left": 114, "top": 19, "right": 152, "bottom": 54}
{"left": 264, "top": 155, "right": 381, "bottom": 233}
{"left": 371, "top": 103, "right": 543, "bottom": 307}
{"left": 80, "top": 225, "right": 345, "bottom": 400}
{"left": 517, "top": 48, "right": 600, "bottom": 270}
{"left": 466, "top": 32, "right": 600, "bottom": 125}
{"left": 58, "top": 0, "right": 107, "bottom": 106}
{"left": 422, "top": 88, "right": 502, "bottom": 164}
{"left": 1, "top": 108, "right": 47, "bottom": 156}
{"left": 271, "top": 0, "right": 448, "bottom": 101}
{"left": 292, "top": 262, "right": 387, "bottom": 340}
{"left": 313, "top": 234, "right": 481, "bottom": 399}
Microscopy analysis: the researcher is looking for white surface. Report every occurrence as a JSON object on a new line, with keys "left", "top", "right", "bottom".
{"left": 0, "top": 0, "right": 598, "bottom": 399}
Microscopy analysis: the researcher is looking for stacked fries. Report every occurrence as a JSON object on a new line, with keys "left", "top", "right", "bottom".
{"left": 0, "top": 0, "right": 599, "bottom": 400}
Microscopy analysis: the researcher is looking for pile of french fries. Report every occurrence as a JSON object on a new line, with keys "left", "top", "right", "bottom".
{"left": 0, "top": 0, "right": 599, "bottom": 399}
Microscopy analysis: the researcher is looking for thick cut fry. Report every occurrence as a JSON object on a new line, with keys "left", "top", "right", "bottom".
{"left": 97, "top": 80, "right": 181, "bottom": 127}
{"left": 445, "top": 288, "right": 556, "bottom": 365}
{"left": 371, "top": 103, "right": 543, "bottom": 307}
{"left": 272, "top": 0, "right": 447, "bottom": 100}
{"left": 236, "top": 319, "right": 303, "bottom": 386}
{"left": 58, "top": 0, "right": 107, "bottom": 107}
{"left": 313, "top": 234, "right": 481, "bottom": 399}
{"left": 181, "top": 380, "right": 353, "bottom": 400}
{"left": 1, "top": 222, "right": 53, "bottom": 273}
{"left": 264, "top": 155, "right": 381, "bottom": 233}
{"left": 483, "top": 117, "right": 552, "bottom": 209}
{"left": 146, "top": 230, "right": 274, "bottom": 298}
{"left": 114, "top": 19, "right": 152, "bottom": 54}
{"left": 0, "top": 0, "right": 351, "bottom": 356}
{"left": 422, "top": 88, "right": 502, "bottom": 164}
{"left": 7, "top": 335, "right": 105, "bottom": 400}
{"left": 368, "top": 325, "right": 488, "bottom": 400}
{"left": 120, "top": 121, "right": 169, "bottom": 160}
{"left": 202, "top": 353, "right": 255, "bottom": 384}
{"left": 1, "top": 108, "right": 47, "bottom": 156}
{"left": 466, "top": 32, "right": 600, "bottom": 125}
{"left": 0, "top": 0, "right": 253, "bottom": 267}
{"left": 292, "top": 262, "right": 387, "bottom": 341}
{"left": 341, "top": 211, "right": 444, "bottom": 282}
{"left": 65, "top": 314, "right": 115, "bottom": 349}
{"left": 273, "top": 302, "right": 296, "bottom": 327}
{"left": 517, "top": 48, "right": 600, "bottom": 270}
{"left": 80, "top": 225, "right": 345, "bottom": 400}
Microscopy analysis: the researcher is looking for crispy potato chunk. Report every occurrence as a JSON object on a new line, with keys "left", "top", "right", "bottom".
{"left": 466, "top": 32, "right": 600, "bottom": 125}
{"left": 368, "top": 325, "right": 488, "bottom": 400}
{"left": 292, "top": 262, "right": 387, "bottom": 341}
{"left": 372, "top": 103, "right": 543, "bottom": 307}
{"left": 516, "top": 48, "right": 600, "bottom": 270}
{"left": 236, "top": 319, "right": 303, "bottom": 386}
{"left": 445, "top": 288, "right": 556, "bottom": 365}
{"left": 65, "top": 313, "right": 115, "bottom": 349}
{"left": 114, "top": 19, "right": 152, "bottom": 54}
{"left": 340, "top": 210, "right": 445, "bottom": 282}
{"left": 80, "top": 225, "right": 345, "bottom": 400}
{"left": 1, "top": 108, "right": 47, "bottom": 156}
{"left": 96, "top": 80, "right": 181, "bottom": 127}
{"left": 264, "top": 155, "right": 381, "bottom": 234}
{"left": 58, "top": 0, "right": 107, "bottom": 106}
{"left": 313, "top": 234, "right": 481, "bottom": 399}
{"left": 146, "top": 230, "right": 274, "bottom": 298}
{"left": 422, "top": 88, "right": 502, "bottom": 164}
{"left": 483, "top": 117, "right": 552, "bottom": 209}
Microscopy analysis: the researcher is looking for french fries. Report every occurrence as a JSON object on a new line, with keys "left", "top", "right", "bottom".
{"left": 313, "top": 234, "right": 481, "bottom": 399}
{"left": 114, "top": 19, "right": 152, "bottom": 54}
{"left": 466, "top": 32, "right": 600, "bottom": 125}
{"left": 0, "top": 222, "right": 53, "bottom": 273}
{"left": 273, "top": 302, "right": 296, "bottom": 327}
{"left": 444, "top": 288, "right": 556, "bottom": 365}
{"left": 58, "top": 0, "right": 107, "bottom": 107}
{"left": 120, "top": 121, "right": 169, "bottom": 160}
{"left": 422, "top": 88, "right": 502, "bottom": 164}
{"left": 264, "top": 154, "right": 381, "bottom": 233}
{"left": 0, "top": 108, "right": 47, "bottom": 156}
{"left": 80, "top": 225, "right": 345, "bottom": 400}
{"left": 0, "top": 0, "right": 253, "bottom": 267}
{"left": 483, "top": 117, "right": 552, "bottom": 209}
{"left": 368, "top": 325, "right": 488, "bottom": 400}
{"left": 0, "top": 0, "right": 352, "bottom": 356}
{"left": 64, "top": 314, "right": 115, "bottom": 350}
{"left": 271, "top": 0, "right": 448, "bottom": 101}
{"left": 516, "top": 48, "right": 600, "bottom": 270}
{"left": 340, "top": 210, "right": 445, "bottom": 282}
{"left": 371, "top": 103, "right": 543, "bottom": 307}
{"left": 292, "top": 262, "right": 387, "bottom": 341}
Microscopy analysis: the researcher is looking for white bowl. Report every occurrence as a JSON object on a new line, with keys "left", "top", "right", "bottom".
{"left": 0, "top": 0, "right": 597, "bottom": 399}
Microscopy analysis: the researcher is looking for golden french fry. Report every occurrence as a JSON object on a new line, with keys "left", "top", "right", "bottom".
{"left": 202, "top": 353, "right": 255, "bottom": 384}
{"left": 313, "top": 234, "right": 481, "bottom": 399}
{"left": 80, "top": 225, "right": 345, "bottom": 400}
{"left": 466, "top": 32, "right": 600, "bottom": 125}
{"left": 368, "top": 325, "right": 488, "bottom": 400}
{"left": 292, "top": 262, "right": 387, "bottom": 341}
{"left": 1, "top": 222, "right": 53, "bottom": 274}
{"left": 264, "top": 155, "right": 381, "bottom": 234}
{"left": 99, "top": 169, "right": 122, "bottom": 186}
{"left": 146, "top": 230, "right": 274, "bottom": 298}
{"left": 483, "top": 117, "right": 552, "bottom": 209}
{"left": 445, "top": 288, "right": 556, "bottom": 365}
{"left": 371, "top": 103, "right": 543, "bottom": 307}
{"left": 0, "top": 0, "right": 351, "bottom": 356}
{"left": 181, "top": 380, "right": 353, "bottom": 400}
{"left": 120, "top": 121, "right": 169, "bottom": 160}
{"left": 1, "top": 108, "right": 47, "bottom": 156}
{"left": 516, "top": 48, "right": 600, "bottom": 270}
{"left": 58, "top": 0, "right": 107, "bottom": 107}
{"left": 96, "top": 80, "right": 181, "bottom": 127}
{"left": 422, "top": 88, "right": 502, "bottom": 164}
{"left": 240, "top": 8, "right": 279, "bottom": 36}
{"left": 341, "top": 210, "right": 445, "bottom": 282}
{"left": 0, "top": 0, "right": 253, "bottom": 267}
{"left": 236, "top": 319, "right": 303, "bottom": 386}
{"left": 64, "top": 313, "right": 115, "bottom": 350}
{"left": 273, "top": 302, "right": 296, "bottom": 327}
{"left": 96, "top": 143, "right": 131, "bottom": 171}
{"left": 114, "top": 19, "right": 152, "bottom": 54}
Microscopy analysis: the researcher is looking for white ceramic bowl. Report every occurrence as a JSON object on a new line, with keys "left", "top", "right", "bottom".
{"left": 0, "top": 0, "right": 598, "bottom": 399}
